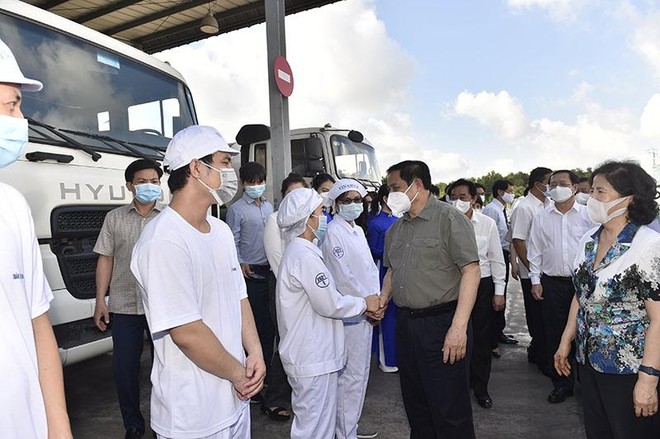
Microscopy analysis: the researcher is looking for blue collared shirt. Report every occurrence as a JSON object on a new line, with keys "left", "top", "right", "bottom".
{"left": 226, "top": 192, "right": 274, "bottom": 265}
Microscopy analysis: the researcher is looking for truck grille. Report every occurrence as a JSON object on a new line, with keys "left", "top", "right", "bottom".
{"left": 50, "top": 205, "right": 118, "bottom": 300}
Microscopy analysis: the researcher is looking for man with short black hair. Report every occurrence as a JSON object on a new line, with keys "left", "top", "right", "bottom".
{"left": 450, "top": 179, "right": 506, "bottom": 410}
{"left": 227, "top": 162, "right": 275, "bottom": 386}
{"left": 131, "top": 126, "right": 265, "bottom": 438}
{"left": 381, "top": 160, "right": 480, "bottom": 438}
{"left": 528, "top": 170, "right": 595, "bottom": 404}
{"left": 94, "top": 159, "right": 164, "bottom": 439}
{"left": 510, "top": 167, "right": 553, "bottom": 375}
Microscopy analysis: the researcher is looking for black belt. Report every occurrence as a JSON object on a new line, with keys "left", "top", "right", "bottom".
{"left": 541, "top": 274, "right": 572, "bottom": 281}
{"left": 399, "top": 300, "right": 457, "bottom": 318}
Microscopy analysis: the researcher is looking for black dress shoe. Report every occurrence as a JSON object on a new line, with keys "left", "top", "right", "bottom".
{"left": 476, "top": 394, "right": 493, "bottom": 409}
{"left": 548, "top": 387, "right": 574, "bottom": 404}
{"left": 498, "top": 333, "right": 519, "bottom": 344}
{"left": 125, "top": 428, "right": 144, "bottom": 439}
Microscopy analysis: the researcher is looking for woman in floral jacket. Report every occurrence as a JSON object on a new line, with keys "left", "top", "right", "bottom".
{"left": 554, "top": 160, "right": 660, "bottom": 439}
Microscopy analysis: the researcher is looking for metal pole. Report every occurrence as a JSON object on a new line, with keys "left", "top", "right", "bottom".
{"left": 265, "top": 0, "right": 292, "bottom": 207}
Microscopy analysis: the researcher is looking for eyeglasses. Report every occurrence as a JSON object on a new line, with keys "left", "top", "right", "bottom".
{"left": 338, "top": 197, "right": 363, "bottom": 205}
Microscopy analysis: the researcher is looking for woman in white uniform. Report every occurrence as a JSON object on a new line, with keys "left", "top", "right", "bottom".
{"left": 276, "top": 188, "right": 381, "bottom": 439}
{"left": 321, "top": 179, "right": 381, "bottom": 439}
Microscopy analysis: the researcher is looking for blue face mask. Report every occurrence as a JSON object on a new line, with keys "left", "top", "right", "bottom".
{"left": 134, "top": 183, "right": 161, "bottom": 204}
{"left": 338, "top": 202, "right": 363, "bottom": 222}
{"left": 245, "top": 183, "right": 266, "bottom": 199}
{"left": 0, "top": 115, "right": 28, "bottom": 169}
{"left": 309, "top": 214, "right": 328, "bottom": 243}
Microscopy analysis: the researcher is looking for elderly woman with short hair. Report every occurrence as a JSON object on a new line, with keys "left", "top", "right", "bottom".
{"left": 555, "top": 160, "right": 660, "bottom": 439}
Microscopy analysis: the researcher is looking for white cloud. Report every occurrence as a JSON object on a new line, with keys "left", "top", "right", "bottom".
{"left": 631, "top": 11, "right": 660, "bottom": 78}
{"left": 452, "top": 91, "right": 528, "bottom": 140}
{"left": 157, "top": 0, "right": 469, "bottom": 183}
{"left": 507, "top": 0, "right": 590, "bottom": 21}
{"left": 452, "top": 86, "right": 659, "bottom": 175}
{"left": 641, "top": 94, "right": 660, "bottom": 138}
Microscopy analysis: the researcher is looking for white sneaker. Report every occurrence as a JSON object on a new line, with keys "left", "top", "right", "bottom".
{"left": 357, "top": 428, "right": 378, "bottom": 438}
{"left": 378, "top": 363, "right": 398, "bottom": 373}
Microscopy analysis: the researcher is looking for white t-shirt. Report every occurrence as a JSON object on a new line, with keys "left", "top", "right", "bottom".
{"left": 0, "top": 182, "right": 51, "bottom": 438}
{"left": 131, "top": 206, "right": 248, "bottom": 439}
{"left": 276, "top": 237, "right": 366, "bottom": 378}
{"left": 510, "top": 192, "right": 552, "bottom": 279}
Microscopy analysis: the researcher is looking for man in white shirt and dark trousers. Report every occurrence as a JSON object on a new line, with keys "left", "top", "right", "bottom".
{"left": 450, "top": 179, "right": 506, "bottom": 409}
{"left": 528, "top": 170, "right": 595, "bottom": 403}
{"left": 482, "top": 179, "right": 518, "bottom": 351}
{"left": 131, "top": 126, "right": 265, "bottom": 438}
{"left": 510, "top": 167, "right": 553, "bottom": 376}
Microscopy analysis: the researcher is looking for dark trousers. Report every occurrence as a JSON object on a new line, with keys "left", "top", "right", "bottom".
{"left": 111, "top": 313, "right": 152, "bottom": 432}
{"left": 397, "top": 307, "right": 475, "bottom": 439}
{"left": 579, "top": 362, "right": 660, "bottom": 439}
{"left": 263, "top": 271, "right": 292, "bottom": 408}
{"left": 541, "top": 275, "right": 575, "bottom": 391}
{"left": 470, "top": 277, "right": 495, "bottom": 397}
{"left": 246, "top": 265, "right": 275, "bottom": 368}
{"left": 491, "top": 249, "right": 510, "bottom": 348}
{"left": 521, "top": 277, "right": 547, "bottom": 369}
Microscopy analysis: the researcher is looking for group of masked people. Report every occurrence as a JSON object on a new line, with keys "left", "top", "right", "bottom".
{"left": 2, "top": 35, "right": 659, "bottom": 439}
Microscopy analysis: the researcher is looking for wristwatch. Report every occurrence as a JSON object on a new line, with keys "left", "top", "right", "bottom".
{"left": 639, "top": 365, "right": 660, "bottom": 377}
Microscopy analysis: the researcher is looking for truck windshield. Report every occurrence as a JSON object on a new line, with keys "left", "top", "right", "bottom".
{"left": 0, "top": 12, "right": 196, "bottom": 159}
{"left": 331, "top": 134, "right": 381, "bottom": 183}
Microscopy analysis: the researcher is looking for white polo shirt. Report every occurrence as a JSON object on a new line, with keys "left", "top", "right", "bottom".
{"left": 131, "top": 206, "right": 248, "bottom": 439}
{"left": 0, "top": 182, "right": 51, "bottom": 438}
{"left": 321, "top": 216, "right": 380, "bottom": 322}
{"left": 276, "top": 237, "right": 367, "bottom": 378}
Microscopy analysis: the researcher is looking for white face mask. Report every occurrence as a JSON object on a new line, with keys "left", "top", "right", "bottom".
{"left": 386, "top": 182, "right": 418, "bottom": 216}
{"left": 502, "top": 192, "right": 515, "bottom": 204}
{"left": 320, "top": 192, "right": 333, "bottom": 209}
{"left": 197, "top": 162, "right": 238, "bottom": 206}
{"left": 0, "top": 115, "right": 28, "bottom": 169}
{"left": 549, "top": 186, "right": 574, "bottom": 203}
{"left": 586, "top": 195, "right": 630, "bottom": 224}
{"left": 451, "top": 199, "right": 472, "bottom": 214}
{"left": 575, "top": 192, "right": 590, "bottom": 205}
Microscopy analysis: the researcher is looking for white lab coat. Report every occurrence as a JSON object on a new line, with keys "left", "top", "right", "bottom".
{"left": 277, "top": 237, "right": 367, "bottom": 439}
{"left": 321, "top": 216, "right": 380, "bottom": 439}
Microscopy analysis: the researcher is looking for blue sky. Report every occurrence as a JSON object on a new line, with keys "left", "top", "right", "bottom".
{"left": 159, "top": 0, "right": 660, "bottom": 183}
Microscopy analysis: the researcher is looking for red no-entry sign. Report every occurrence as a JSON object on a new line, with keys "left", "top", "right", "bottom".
{"left": 274, "top": 56, "right": 294, "bottom": 97}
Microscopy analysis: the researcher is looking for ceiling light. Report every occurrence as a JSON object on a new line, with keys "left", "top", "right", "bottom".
{"left": 200, "top": 12, "right": 219, "bottom": 34}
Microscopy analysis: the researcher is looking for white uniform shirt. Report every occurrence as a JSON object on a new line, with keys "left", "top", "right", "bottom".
{"left": 131, "top": 207, "right": 248, "bottom": 439}
{"left": 321, "top": 216, "right": 380, "bottom": 322}
{"left": 0, "top": 183, "right": 51, "bottom": 438}
{"left": 510, "top": 192, "right": 552, "bottom": 279}
{"left": 264, "top": 211, "right": 286, "bottom": 278}
{"left": 276, "top": 237, "right": 367, "bottom": 378}
{"left": 470, "top": 211, "right": 507, "bottom": 295}
{"left": 528, "top": 201, "right": 595, "bottom": 285}
{"left": 482, "top": 198, "right": 509, "bottom": 250}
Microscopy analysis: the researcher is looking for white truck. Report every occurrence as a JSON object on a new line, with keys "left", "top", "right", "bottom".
{"left": 0, "top": 2, "right": 197, "bottom": 364}
{"left": 234, "top": 123, "right": 382, "bottom": 201}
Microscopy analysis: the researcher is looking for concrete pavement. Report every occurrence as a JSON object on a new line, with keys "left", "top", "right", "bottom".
{"left": 64, "top": 277, "right": 587, "bottom": 438}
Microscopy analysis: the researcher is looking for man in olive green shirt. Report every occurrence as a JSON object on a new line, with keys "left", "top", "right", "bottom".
{"left": 380, "top": 160, "right": 481, "bottom": 439}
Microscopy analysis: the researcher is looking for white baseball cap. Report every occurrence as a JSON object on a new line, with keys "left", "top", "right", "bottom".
{"left": 0, "top": 38, "right": 43, "bottom": 92}
{"left": 164, "top": 125, "right": 239, "bottom": 171}
{"left": 277, "top": 188, "right": 323, "bottom": 239}
{"left": 327, "top": 178, "right": 367, "bottom": 201}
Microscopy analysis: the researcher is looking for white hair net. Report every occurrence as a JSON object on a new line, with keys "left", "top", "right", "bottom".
{"left": 277, "top": 188, "right": 323, "bottom": 239}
